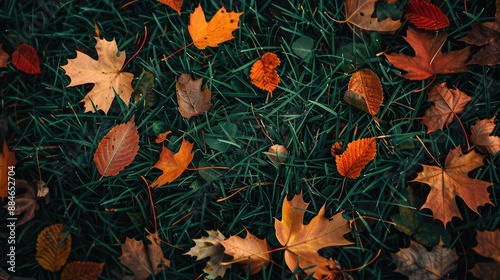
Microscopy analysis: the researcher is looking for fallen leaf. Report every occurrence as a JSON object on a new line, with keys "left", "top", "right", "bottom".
{"left": 410, "top": 146, "right": 493, "bottom": 226}
{"left": 185, "top": 230, "right": 231, "bottom": 279}
{"left": 188, "top": 4, "right": 243, "bottom": 49}
{"left": 133, "top": 70, "right": 157, "bottom": 108}
{"left": 61, "top": 262, "right": 104, "bottom": 280}
{"left": 343, "top": 0, "right": 402, "bottom": 32}
{"left": 36, "top": 224, "right": 72, "bottom": 272}
{"left": 93, "top": 117, "right": 140, "bottom": 177}
{"left": 458, "top": 4, "right": 500, "bottom": 65}
{"left": 12, "top": 43, "right": 41, "bottom": 74}
{"left": 176, "top": 73, "right": 212, "bottom": 119}
{"left": 384, "top": 27, "right": 470, "bottom": 80}
{"left": 330, "top": 142, "right": 344, "bottom": 157}
{"left": 274, "top": 192, "right": 353, "bottom": 279}
{"left": 343, "top": 68, "right": 384, "bottom": 116}
{"left": 119, "top": 233, "right": 170, "bottom": 280}
{"left": 61, "top": 37, "right": 134, "bottom": 114}
{"left": 471, "top": 117, "right": 500, "bottom": 155}
{"left": 150, "top": 135, "right": 194, "bottom": 188}
{"left": 221, "top": 230, "right": 270, "bottom": 274}
{"left": 250, "top": 52, "right": 280, "bottom": 95}
{"left": 0, "top": 140, "right": 17, "bottom": 199}
{"left": 265, "top": 144, "right": 288, "bottom": 165}
{"left": 421, "top": 82, "right": 471, "bottom": 133}
{"left": 0, "top": 43, "right": 9, "bottom": 68}
{"left": 335, "top": 138, "right": 377, "bottom": 179}
{"left": 3, "top": 180, "right": 39, "bottom": 226}
{"left": 158, "top": 0, "right": 182, "bottom": 15}
{"left": 155, "top": 130, "right": 171, "bottom": 144}
{"left": 390, "top": 187, "right": 451, "bottom": 247}
{"left": 392, "top": 240, "right": 458, "bottom": 280}
{"left": 404, "top": 1, "right": 450, "bottom": 30}
{"left": 471, "top": 230, "right": 500, "bottom": 280}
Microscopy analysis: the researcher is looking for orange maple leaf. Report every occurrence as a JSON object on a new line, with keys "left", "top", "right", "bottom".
{"left": 384, "top": 27, "right": 470, "bottom": 80}
{"left": 61, "top": 37, "right": 134, "bottom": 114}
{"left": 421, "top": 83, "right": 471, "bottom": 133}
{"left": 188, "top": 4, "right": 243, "bottom": 50}
{"left": 0, "top": 140, "right": 17, "bottom": 199}
{"left": 470, "top": 230, "right": 500, "bottom": 280}
{"left": 150, "top": 134, "right": 194, "bottom": 188}
{"left": 471, "top": 117, "right": 500, "bottom": 155}
{"left": 335, "top": 138, "right": 376, "bottom": 179}
{"left": 220, "top": 230, "right": 271, "bottom": 274}
{"left": 274, "top": 192, "right": 353, "bottom": 279}
{"left": 410, "top": 146, "right": 493, "bottom": 226}
{"left": 250, "top": 52, "right": 280, "bottom": 95}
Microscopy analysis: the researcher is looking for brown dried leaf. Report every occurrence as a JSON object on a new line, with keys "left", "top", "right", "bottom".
{"left": 0, "top": 140, "right": 17, "bottom": 199}
{"left": 185, "top": 230, "right": 230, "bottom": 279}
{"left": 330, "top": 142, "right": 344, "bottom": 157}
{"left": 335, "top": 138, "right": 376, "bottom": 179}
{"left": 61, "top": 261, "right": 104, "bottom": 280}
{"left": 470, "top": 117, "right": 500, "bottom": 155}
{"left": 36, "top": 224, "right": 72, "bottom": 272}
{"left": 471, "top": 231, "right": 500, "bottom": 280}
{"left": 158, "top": 0, "right": 182, "bottom": 15}
{"left": 266, "top": 144, "right": 288, "bottom": 165}
{"left": 344, "top": 69, "right": 383, "bottom": 116}
{"left": 250, "top": 52, "right": 280, "bottom": 95}
{"left": 221, "top": 230, "right": 270, "bottom": 274}
{"left": 0, "top": 43, "right": 9, "bottom": 69}
{"left": 176, "top": 73, "right": 212, "bottom": 119}
{"left": 392, "top": 240, "right": 458, "bottom": 280}
{"left": 3, "top": 180, "right": 38, "bottom": 226}
{"left": 93, "top": 117, "right": 140, "bottom": 177}
{"left": 421, "top": 83, "right": 471, "bottom": 133}
{"left": 119, "top": 233, "right": 170, "bottom": 280}
{"left": 344, "top": 0, "right": 402, "bottom": 31}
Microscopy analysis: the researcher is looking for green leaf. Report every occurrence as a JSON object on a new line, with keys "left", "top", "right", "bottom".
{"left": 291, "top": 36, "right": 315, "bottom": 63}
{"left": 133, "top": 70, "right": 157, "bottom": 108}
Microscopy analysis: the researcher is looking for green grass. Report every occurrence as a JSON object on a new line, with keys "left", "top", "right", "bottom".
{"left": 1, "top": 0, "right": 499, "bottom": 279}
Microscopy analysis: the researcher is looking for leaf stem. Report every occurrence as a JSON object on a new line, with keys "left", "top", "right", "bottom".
{"left": 121, "top": 26, "right": 148, "bottom": 72}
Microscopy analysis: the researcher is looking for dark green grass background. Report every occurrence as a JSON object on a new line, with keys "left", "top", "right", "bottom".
{"left": 1, "top": 0, "right": 499, "bottom": 279}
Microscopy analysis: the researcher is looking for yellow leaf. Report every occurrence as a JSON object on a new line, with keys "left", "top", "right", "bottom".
{"left": 250, "top": 52, "right": 280, "bottom": 95}
{"left": 335, "top": 138, "right": 376, "bottom": 179}
{"left": 150, "top": 136, "right": 194, "bottom": 188}
{"left": 188, "top": 4, "right": 243, "bottom": 49}
{"left": 61, "top": 37, "right": 134, "bottom": 114}
{"left": 61, "top": 261, "right": 104, "bottom": 280}
{"left": 36, "top": 223, "right": 72, "bottom": 272}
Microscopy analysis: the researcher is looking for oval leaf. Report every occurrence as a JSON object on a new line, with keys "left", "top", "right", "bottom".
{"left": 344, "top": 68, "right": 383, "bottom": 116}
{"left": 404, "top": 1, "right": 450, "bottom": 30}
{"left": 12, "top": 43, "right": 41, "bottom": 74}
{"left": 250, "top": 52, "right": 280, "bottom": 95}
{"left": 176, "top": 73, "right": 212, "bottom": 119}
{"left": 93, "top": 117, "right": 140, "bottom": 177}
{"left": 336, "top": 138, "right": 376, "bottom": 179}
{"left": 61, "top": 261, "right": 104, "bottom": 280}
{"left": 36, "top": 223, "right": 72, "bottom": 272}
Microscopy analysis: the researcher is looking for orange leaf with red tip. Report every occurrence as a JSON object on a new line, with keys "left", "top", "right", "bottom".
{"left": 335, "top": 138, "right": 376, "bottom": 179}
{"left": 250, "top": 52, "right": 280, "bottom": 95}
{"left": 12, "top": 43, "right": 41, "bottom": 74}
{"left": 404, "top": 1, "right": 450, "bottom": 30}
{"left": 158, "top": 0, "right": 182, "bottom": 15}
{"left": 150, "top": 136, "right": 194, "bottom": 188}
{"left": 93, "top": 117, "right": 140, "bottom": 177}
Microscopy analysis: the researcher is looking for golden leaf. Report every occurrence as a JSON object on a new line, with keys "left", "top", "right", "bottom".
{"left": 188, "top": 4, "right": 243, "bottom": 49}
{"left": 344, "top": 68, "right": 383, "bottom": 116}
{"left": 335, "top": 138, "right": 376, "bottom": 179}
{"left": 36, "top": 223, "right": 72, "bottom": 272}
{"left": 61, "top": 261, "right": 104, "bottom": 280}
{"left": 250, "top": 52, "right": 280, "bottom": 95}
{"left": 158, "top": 0, "right": 182, "bottom": 15}
{"left": 220, "top": 230, "right": 271, "bottom": 274}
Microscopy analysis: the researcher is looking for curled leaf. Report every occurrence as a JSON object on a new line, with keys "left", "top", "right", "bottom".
{"left": 344, "top": 69, "right": 383, "bottom": 116}
{"left": 36, "top": 224, "right": 72, "bottom": 272}
{"left": 250, "top": 52, "right": 280, "bottom": 95}
{"left": 335, "top": 138, "right": 376, "bottom": 179}
{"left": 470, "top": 117, "right": 500, "bottom": 155}
{"left": 185, "top": 230, "right": 230, "bottom": 279}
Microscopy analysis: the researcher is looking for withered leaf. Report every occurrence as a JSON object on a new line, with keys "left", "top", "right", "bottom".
{"left": 61, "top": 261, "right": 104, "bottom": 280}
{"left": 1, "top": 140, "right": 17, "bottom": 199}
{"left": 176, "top": 73, "right": 212, "bottom": 119}
{"left": 220, "top": 230, "right": 270, "bottom": 274}
{"left": 335, "top": 138, "right": 377, "bottom": 179}
{"left": 470, "top": 117, "right": 500, "bottom": 155}
{"left": 471, "top": 230, "right": 500, "bottom": 280}
{"left": 3, "top": 180, "right": 38, "bottom": 226}
{"left": 185, "top": 230, "right": 231, "bottom": 279}
{"left": 344, "top": 69, "right": 383, "bottom": 116}
{"left": 36, "top": 224, "right": 72, "bottom": 272}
